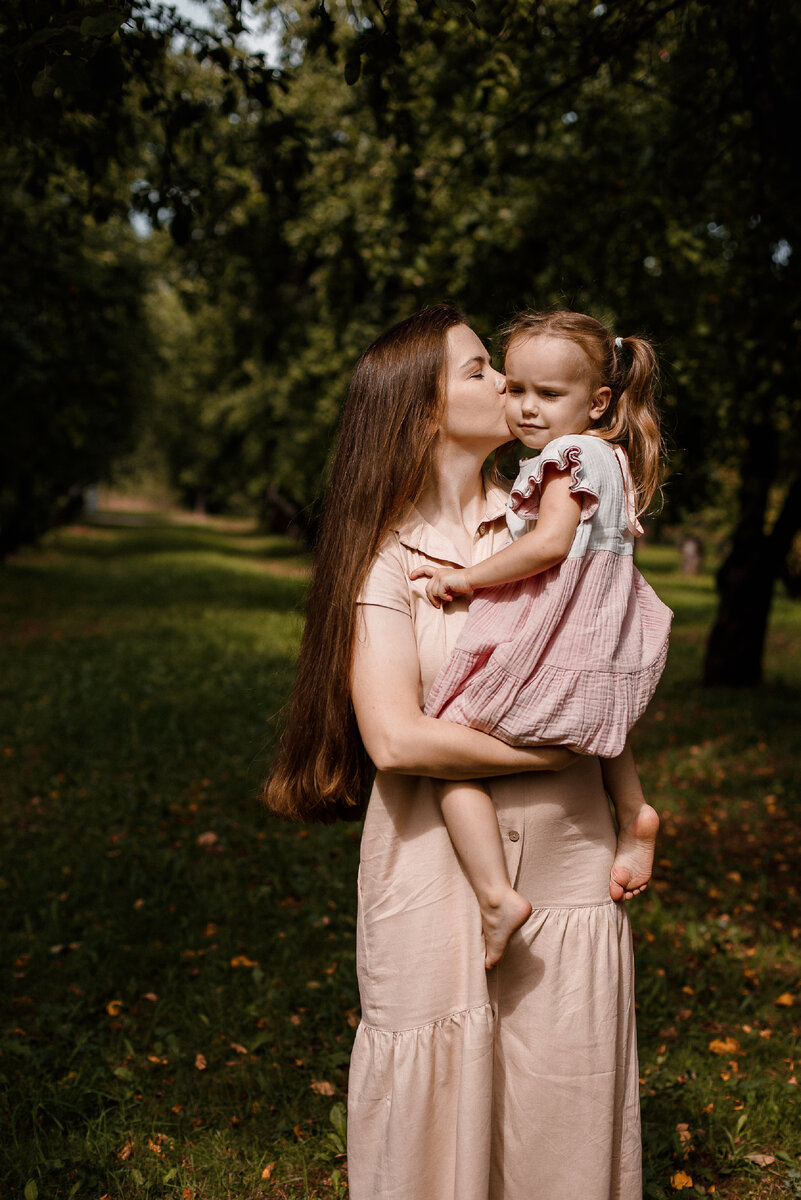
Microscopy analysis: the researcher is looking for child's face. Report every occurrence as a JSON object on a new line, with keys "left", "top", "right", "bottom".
{"left": 504, "top": 335, "right": 610, "bottom": 450}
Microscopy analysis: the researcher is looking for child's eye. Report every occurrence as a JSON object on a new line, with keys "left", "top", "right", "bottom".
{"left": 507, "top": 385, "right": 523, "bottom": 394}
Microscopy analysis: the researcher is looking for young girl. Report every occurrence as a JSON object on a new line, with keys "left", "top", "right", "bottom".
{"left": 411, "top": 310, "right": 673, "bottom": 967}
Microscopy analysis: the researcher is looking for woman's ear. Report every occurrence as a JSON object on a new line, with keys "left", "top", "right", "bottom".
{"left": 590, "top": 386, "right": 611, "bottom": 420}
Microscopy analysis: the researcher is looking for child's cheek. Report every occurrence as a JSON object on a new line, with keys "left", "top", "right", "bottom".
{"left": 506, "top": 402, "right": 525, "bottom": 438}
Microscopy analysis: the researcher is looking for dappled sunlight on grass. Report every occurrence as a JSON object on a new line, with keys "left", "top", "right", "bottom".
{"left": 0, "top": 523, "right": 798, "bottom": 1198}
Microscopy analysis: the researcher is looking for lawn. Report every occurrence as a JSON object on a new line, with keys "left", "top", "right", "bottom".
{"left": 0, "top": 512, "right": 799, "bottom": 1199}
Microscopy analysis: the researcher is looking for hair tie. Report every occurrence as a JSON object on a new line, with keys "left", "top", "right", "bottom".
{"left": 614, "top": 337, "right": 623, "bottom": 349}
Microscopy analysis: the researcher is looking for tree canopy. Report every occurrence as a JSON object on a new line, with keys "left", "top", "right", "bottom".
{"left": 2, "top": 0, "right": 799, "bottom": 681}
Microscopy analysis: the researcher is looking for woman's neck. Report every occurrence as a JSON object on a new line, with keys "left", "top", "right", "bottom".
{"left": 415, "top": 440, "right": 490, "bottom": 550}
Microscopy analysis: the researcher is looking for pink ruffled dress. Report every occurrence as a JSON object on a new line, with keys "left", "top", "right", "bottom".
{"left": 424, "top": 434, "right": 673, "bottom": 758}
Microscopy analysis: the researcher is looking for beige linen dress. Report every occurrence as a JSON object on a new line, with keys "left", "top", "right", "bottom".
{"left": 347, "top": 480, "right": 642, "bottom": 1200}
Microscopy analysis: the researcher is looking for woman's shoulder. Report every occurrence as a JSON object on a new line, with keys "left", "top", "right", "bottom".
{"left": 358, "top": 529, "right": 411, "bottom": 613}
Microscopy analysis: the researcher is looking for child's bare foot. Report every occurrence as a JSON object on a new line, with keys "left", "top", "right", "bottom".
{"left": 610, "top": 804, "right": 660, "bottom": 902}
{"left": 481, "top": 888, "right": 532, "bottom": 968}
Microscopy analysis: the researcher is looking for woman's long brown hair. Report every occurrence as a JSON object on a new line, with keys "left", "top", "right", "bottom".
{"left": 503, "top": 310, "right": 663, "bottom": 512}
{"left": 263, "top": 303, "right": 465, "bottom": 823}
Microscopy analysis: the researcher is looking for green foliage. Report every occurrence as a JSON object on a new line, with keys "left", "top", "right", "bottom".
{"left": 130, "top": 0, "right": 801, "bottom": 531}
{"left": 0, "top": 168, "right": 152, "bottom": 556}
{"left": 0, "top": 0, "right": 286, "bottom": 551}
{"left": 0, "top": 517, "right": 799, "bottom": 1196}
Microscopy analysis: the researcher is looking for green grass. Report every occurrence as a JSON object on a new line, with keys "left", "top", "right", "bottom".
{"left": 0, "top": 513, "right": 799, "bottom": 1200}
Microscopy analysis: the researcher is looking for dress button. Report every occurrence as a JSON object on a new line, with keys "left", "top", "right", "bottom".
{"left": 477, "top": 522, "right": 487, "bottom": 536}
{"left": 508, "top": 830, "right": 520, "bottom": 843}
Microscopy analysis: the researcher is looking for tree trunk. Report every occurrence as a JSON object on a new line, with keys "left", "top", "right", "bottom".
{"left": 703, "top": 424, "right": 775, "bottom": 686}
{"left": 703, "top": 428, "right": 801, "bottom": 686}
{"left": 702, "top": 532, "right": 775, "bottom": 686}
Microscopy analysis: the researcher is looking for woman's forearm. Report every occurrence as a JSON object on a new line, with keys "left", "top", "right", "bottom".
{"left": 373, "top": 711, "right": 575, "bottom": 778}
{"left": 351, "top": 603, "right": 575, "bottom": 778}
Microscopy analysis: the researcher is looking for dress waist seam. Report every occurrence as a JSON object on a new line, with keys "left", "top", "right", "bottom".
{"left": 360, "top": 1000, "right": 493, "bottom": 1038}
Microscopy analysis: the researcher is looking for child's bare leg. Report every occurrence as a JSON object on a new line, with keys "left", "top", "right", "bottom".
{"left": 438, "top": 779, "right": 532, "bottom": 967}
{"left": 601, "top": 739, "right": 660, "bottom": 902}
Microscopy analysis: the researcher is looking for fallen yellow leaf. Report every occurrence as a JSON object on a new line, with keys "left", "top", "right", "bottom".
{"left": 230, "top": 955, "right": 258, "bottom": 968}
{"left": 106, "top": 1000, "right": 123, "bottom": 1017}
{"left": 194, "top": 1053, "right": 207, "bottom": 1071}
{"left": 775, "top": 992, "right": 795, "bottom": 1007}
{"left": 670, "top": 1170, "right": 693, "bottom": 1189}
{"left": 260, "top": 1162, "right": 276, "bottom": 1181}
{"left": 708, "top": 1037, "right": 741, "bottom": 1055}
{"left": 310, "top": 1080, "right": 336, "bottom": 1096}
{"left": 745, "top": 1153, "right": 776, "bottom": 1167}
{"left": 230, "top": 1042, "right": 248, "bottom": 1055}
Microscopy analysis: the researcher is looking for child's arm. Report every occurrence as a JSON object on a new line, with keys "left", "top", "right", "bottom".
{"left": 410, "top": 466, "right": 581, "bottom": 606}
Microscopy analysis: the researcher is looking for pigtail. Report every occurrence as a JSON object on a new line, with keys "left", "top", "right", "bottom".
{"left": 604, "top": 336, "right": 663, "bottom": 513}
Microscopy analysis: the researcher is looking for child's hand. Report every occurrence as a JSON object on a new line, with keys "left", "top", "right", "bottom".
{"left": 409, "top": 565, "right": 474, "bottom": 607}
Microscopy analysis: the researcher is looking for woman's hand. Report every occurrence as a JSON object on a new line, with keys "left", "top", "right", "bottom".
{"left": 409, "top": 564, "right": 474, "bottom": 607}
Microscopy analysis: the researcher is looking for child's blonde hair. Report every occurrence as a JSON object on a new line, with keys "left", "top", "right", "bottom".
{"left": 502, "top": 309, "right": 663, "bottom": 513}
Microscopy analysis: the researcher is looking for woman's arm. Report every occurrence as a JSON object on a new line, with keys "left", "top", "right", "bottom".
{"left": 351, "top": 603, "right": 576, "bottom": 777}
{"left": 410, "top": 468, "right": 581, "bottom": 606}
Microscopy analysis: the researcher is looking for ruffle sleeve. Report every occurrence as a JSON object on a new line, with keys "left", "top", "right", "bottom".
{"left": 509, "top": 435, "right": 601, "bottom": 524}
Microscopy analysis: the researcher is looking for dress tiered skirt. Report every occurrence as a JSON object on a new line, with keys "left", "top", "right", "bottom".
{"left": 347, "top": 757, "right": 642, "bottom": 1200}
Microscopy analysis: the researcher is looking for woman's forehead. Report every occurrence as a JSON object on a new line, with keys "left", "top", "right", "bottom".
{"left": 446, "top": 323, "right": 486, "bottom": 365}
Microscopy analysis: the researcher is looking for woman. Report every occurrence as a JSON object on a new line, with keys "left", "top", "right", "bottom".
{"left": 266, "top": 303, "right": 643, "bottom": 1200}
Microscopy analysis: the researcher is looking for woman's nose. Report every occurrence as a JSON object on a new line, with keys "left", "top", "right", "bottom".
{"left": 494, "top": 371, "right": 506, "bottom": 393}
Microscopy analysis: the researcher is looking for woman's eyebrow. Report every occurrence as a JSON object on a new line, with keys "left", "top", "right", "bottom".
{"left": 460, "top": 355, "right": 486, "bottom": 371}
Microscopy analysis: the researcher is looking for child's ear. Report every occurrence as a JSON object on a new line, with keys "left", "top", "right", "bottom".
{"left": 590, "top": 386, "right": 611, "bottom": 420}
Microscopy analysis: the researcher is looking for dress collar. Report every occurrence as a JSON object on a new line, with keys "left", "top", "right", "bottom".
{"left": 392, "top": 477, "right": 510, "bottom": 566}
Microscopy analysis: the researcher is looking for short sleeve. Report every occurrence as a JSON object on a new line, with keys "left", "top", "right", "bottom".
{"left": 356, "top": 534, "right": 412, "bottom": 616}
{"left": 509, "top": 435, "right": 601, "bottom": 524}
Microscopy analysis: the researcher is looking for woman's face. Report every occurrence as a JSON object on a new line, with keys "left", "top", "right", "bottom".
{"left": 438, "top": 324, "right": 509, "bottom": 451}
